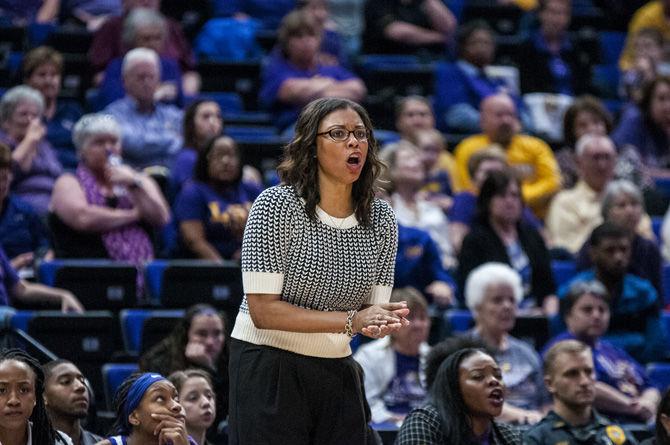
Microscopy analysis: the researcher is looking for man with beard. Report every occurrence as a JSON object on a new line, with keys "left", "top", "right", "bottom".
{"left": 453, "top": 93, "right": 560, "bottom": 218}
{"left": 43, "top": 360, "right": 102, "bottom": 445}
{"left": 523, "top": 340, "right": 639, "bottom": 445}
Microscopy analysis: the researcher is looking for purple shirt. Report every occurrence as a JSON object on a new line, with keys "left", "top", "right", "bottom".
{"left": 259, "top": 54, "right": 359, "bottom": 130}
{"left": 173, "top": 180, "right": 261, "bottom": 259}
{"left": 0, "top": 129, "right": 63, "bottom": 216}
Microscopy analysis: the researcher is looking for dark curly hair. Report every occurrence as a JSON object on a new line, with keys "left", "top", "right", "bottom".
{"left": 0, "top": 348, "right": 61, "bottom": 444}
{"left": 277, "top": 97, "right": 383, "bottom": 227}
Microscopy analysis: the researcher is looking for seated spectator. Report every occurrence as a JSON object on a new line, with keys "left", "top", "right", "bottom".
{"left": 22, "top": 46, "right": 83, "bottom": 170}
{"left": 61, "top": 0, "right": 122, "bottom": 31}
{"left": 0, "top": 0, "right": 59, "bottom": 25}
{"left": 555, "top": 96, "right": 614, "bottom": 189}
{"left": 96, "top": 8, "right": 183, "bottom": 109}
{"left": 171, "top": 99, "right": 262, "bottom": 197}
{"left": 49, "top": 114, "right": 169, "bottom": 283}
{"left": 383, "top": 141, "right": 455, "bottom": 269}
{"left": 395, "top": 225, "right": 456, "bottom": 307}
{"left": 612, "top": 76, "right": 670, "bottom": 178}
{"left": 547, "top": 135, "right": 618, "bottom": 254}
{"left": 449, "top": 147, "right": 541, "bottom": 254}
{"left": 88, "top": 0, "right": 198, "bottom": 95}
{"left": 96, "top": 372, "right": 192, "bottom": 445}
{"left": 458, "top": 170, "right": 557, "bottom": 313}
{"left": 642, "top": 389, "right": 670, "bottom": 445}
{"left": 524, "top": 340, "right": 641, "bottom": 445}
{"left": 0, "top": 349, "right": 74, "bottom": 445}
{"left": 395, "top": 347, "right": 521, "bottom": 444}
{"left": 576, "top": 180, "right": 659, "bottom": 296}
{"left": 0, "top": 142, "right": 50, "bottom": 270}
{"left": 173, "top": 136, "right": 260, "bottom": 261}
{"left": 453, "top": 93, "right": 560, "bottom": 219}
{"left": 621, "top": 28, "right": 669, "bottom": 103}
{"left": 392, "top": 95, "right": 436, "bottom": 142}
{"left": 434, "top": 20, "right": 510, "bottom": 134}
{"left": 619, "top": 0, "right": 670, "bottom": 72}
{"left": 361, "top": 0, "right": 456, "bottom": 56}
{"left": 515, "top": 0, "right": 595, "bottom": 96}
{"left": 258, "top": 10, "right": 366, "bottom": 132}
{"left": 43, "top": 360, "right": 103, "bottom": 445}
{"left": 544, "top": 280, "right": 660, "bottom": 423}
{"left": 168, "top": 369, "right": 217, "bottom": 445}
{"left": 0, "top": 86, "right": 62, "bottom": 216}
{"left": 104, "top": 48, "right": 184, "bottom": 169}
{"left": 140, "top": 304, "right": 228, "bottom": 431}
{"left": 298, "top": 0, "right": 345, "bottom": 66}
{"left": 407, "top": 128, "right": 455, "bottom": 211}
{"left": 462, "top": 262, "right": 548, "bottom": 424}
{"left": 558, "top": 222, "right": 667, "bottom": 363}
{"left": 354, "top": 287, "right": 431, "bottom": 424}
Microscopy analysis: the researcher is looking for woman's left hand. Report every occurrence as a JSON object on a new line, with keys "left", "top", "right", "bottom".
{"left": 152, "top": 413, "right": 189, "bottom": 445}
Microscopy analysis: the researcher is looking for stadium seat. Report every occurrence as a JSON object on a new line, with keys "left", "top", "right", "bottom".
{"left": 197, "top": 60, "right": 262, "bottom": 110}
{"left": 38, "top": 260, "right": 138, "bottom": 310}
{"left": 374, "top": 129, "right": 401, "bottom": 145}
{"left": 27, "top": 311, "right": 117, "bottom": 407}
{"left": 9, "top": 310, "right": 35, "bottom": 332}
{"left": 551, "top": 260, "right": 578, "bottom": 287}
{"left": 226, "top": 125, "right": 278, "bottom": 140}
{"left": 511, "top": 315, "right": 550, "bottom": 350}
{"left": 357, "top": 55, "right": 435, "bottom": 98}
{"left": 197, "top": 91, "right": 244, "bottom": 113}
{"left": 647, "top": 362, "right": 670, "bottom": 391}
{"left": 662, "top": 266, "right": 670, "bottom": 306}
{"left": 45, "top": 28, "right": 92, "bottom": 55}
{"left": 0, "top": 25, "right": 26, "bottom": 51}
{"left": 140, "top": 314, "right": 183, "bottom": 354}
{"left": 592, "top": 64, "right": 620, "bottom": 100}
{"left": 443, "top": 309, "right": 474, "bottom": 335}
{"left": 102, "top": 363, "right": 139, "bottom": 410}
{"left": 144, "top": 260, "right": 243, "bottom": 310}
{"left": 599, "top": 31, "right": 626, "bottom": 66}
{"left": 223, "top": 111, "right": 272, "bottom": 126}
{"left": 652, "top": 216, "right": 663, "bottom": 241}
{"left": 237, "top": 139, "right": 285, "bottom": 172}
{"left": 119, "top": 309, "right": 184, "bottom": 356}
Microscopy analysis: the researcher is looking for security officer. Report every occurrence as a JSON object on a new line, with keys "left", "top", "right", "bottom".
{"left": 523, "top": 339, "right": 639, "bottom": 445}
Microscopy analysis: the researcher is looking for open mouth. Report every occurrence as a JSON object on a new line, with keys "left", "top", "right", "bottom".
{"left": 488, "top": 389, "right": 504, "bottom": 405}
{"left": 347, "top": 154, "right": 361, "bottom": 165}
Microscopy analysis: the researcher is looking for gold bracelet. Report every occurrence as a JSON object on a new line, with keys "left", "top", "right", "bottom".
{"left": 345, "top": 310, "right": 357, "bottom": 337}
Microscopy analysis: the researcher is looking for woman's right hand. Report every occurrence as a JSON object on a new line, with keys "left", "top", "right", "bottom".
{"left": 354, "top": 303, "right": 410, "bottom": 338}
{"left": 24, "top": 118, "right": 46, "bottom": 144}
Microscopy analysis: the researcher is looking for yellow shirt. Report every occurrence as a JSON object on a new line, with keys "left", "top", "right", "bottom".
{"left": 619, "top": 1, "right": 670, "bottom": 70}
{"left": 453, "top": 133, "right": 561, "bottom": 218}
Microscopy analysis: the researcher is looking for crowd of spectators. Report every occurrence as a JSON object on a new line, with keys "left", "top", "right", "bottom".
{"left": 3, "top": 0, "right": 670, "bottom": 443}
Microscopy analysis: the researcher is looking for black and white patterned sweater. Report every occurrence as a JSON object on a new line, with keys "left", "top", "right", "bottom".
{"left": 231, "top": 185, "right": 398, "bottom": 358}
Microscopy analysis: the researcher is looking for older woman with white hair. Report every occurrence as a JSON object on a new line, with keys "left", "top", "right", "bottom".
{"left": 463, "top": 262, "right": 549, "bottom": 426}
{"left": 0, "top": 85, "right": 62, "bottom": 216}
{"left": 49, "top": 113, "right": 169, "bottom": 295}
{"left": 577, "top": 179, "right": 661, "bottom": 297}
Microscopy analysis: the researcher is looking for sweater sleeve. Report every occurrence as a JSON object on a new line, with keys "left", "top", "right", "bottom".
{"left": 367, "top": 200, "right": 397, "bottom": 305}
{"left": 240, "top": 187, "right": 294, "bottom": 295}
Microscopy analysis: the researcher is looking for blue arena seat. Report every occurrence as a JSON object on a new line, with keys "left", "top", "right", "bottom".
{"left": 225, "top": 125, "right": 277, "bottom": 140}
{"left": 145, "top": 260, "right": 243, "bottom": 310}
{"left": 197, "top": 91, "right": 243, "bottom": 113}
{"left": 38, "top": 259, "right": 138, "bottom": 310}
{"left": 9, "top": 310, "right": 35, "bottom": 332}
{"left": 647, "top": 362, "right": 670, "bottom": 391}
{"left": 120, "top": 309, "right": 185, "bottom": 356}
{"left": 652, "top": 216, "right": 663, "bottom": 241}
{"left": 592, "top": 64, "right": 620, "bottom": 100}
{"left": 374, "top": 129, "right": 401, "bottom": 145}
{"left": 662, "top": 266, "right": 670, "bottom": 306}
{"left": 551, "top": 260, "right": 578, "bottom": 287}
{"left": 599, "top": 31, "right": 626, "bottom": 66}
{"left": 102, "top": 363, "right": 139, "bottom": 410}
{"left": 443, "top": 309, "right": 474, "bottom": 335}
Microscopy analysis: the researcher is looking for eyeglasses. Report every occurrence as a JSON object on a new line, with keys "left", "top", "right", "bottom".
{"left": 317, "top": 128, "right": 369, "bottom": 142}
